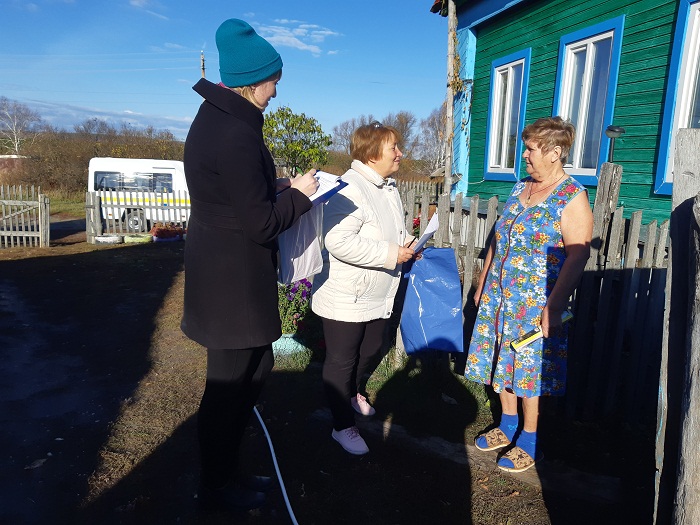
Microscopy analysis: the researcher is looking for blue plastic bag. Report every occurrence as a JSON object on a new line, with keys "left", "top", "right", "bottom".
{"left": 400, "top": 247, "right": 464, "bottom": 354}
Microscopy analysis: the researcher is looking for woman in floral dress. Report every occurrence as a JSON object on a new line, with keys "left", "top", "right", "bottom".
{"left": 467, "top": 117, "right": 593, "bottom": 472}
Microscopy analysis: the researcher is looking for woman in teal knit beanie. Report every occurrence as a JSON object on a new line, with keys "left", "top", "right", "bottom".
{"left": 182, "top": 18, "right": 318, "bottom": 513}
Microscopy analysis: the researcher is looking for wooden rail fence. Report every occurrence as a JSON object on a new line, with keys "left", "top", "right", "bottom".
{"left": 0, "top": 185, "right": 50, "bottom": 248}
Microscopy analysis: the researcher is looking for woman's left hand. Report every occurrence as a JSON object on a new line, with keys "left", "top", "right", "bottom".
{"left": 541, "top": 304, "right": 564, "bottom": 338}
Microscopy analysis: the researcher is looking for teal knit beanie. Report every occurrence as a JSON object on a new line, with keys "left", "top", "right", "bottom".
{"left": 216, "top": 19, "right": 283, "bottom": 88}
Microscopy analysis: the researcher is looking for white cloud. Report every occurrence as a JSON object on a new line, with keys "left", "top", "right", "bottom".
{"left": 256, "top": 20, "right": 341, "bottom": 57}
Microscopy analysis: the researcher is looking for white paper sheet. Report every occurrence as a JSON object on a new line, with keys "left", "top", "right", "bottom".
{"left": 413, "top": 211, "right": 439, "bottom": 252}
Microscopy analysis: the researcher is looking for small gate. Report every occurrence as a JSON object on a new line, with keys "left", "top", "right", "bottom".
{"left": 0, "top": 185, "right": 50, "bottom": 248}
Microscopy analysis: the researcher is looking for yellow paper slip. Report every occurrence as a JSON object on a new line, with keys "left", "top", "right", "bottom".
{"left": 510, "top": 310, "right": 574, "bottom": 352}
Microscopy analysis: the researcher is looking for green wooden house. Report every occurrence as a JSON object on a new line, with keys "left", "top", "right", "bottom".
{"left": 431, "top": 0, "right": 700, "bottom": 223}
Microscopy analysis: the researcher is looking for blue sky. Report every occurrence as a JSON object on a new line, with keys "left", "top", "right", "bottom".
{"left": 0, "top": 0, "right": 448, "bottom": 140}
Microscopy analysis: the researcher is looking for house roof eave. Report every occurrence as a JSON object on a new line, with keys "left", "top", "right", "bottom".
{"left": 430, "top": 0, "right": 527, "bottom": 30}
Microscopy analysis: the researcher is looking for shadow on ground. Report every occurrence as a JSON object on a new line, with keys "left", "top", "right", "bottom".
{"left": 0, "top": 236, "right": 657, "bottom": 524}
{"left": 0, "top": 242, "right": 184, "bottom": 524}
{"left": 76, "top": 362, "right": 477, "bottom": 525}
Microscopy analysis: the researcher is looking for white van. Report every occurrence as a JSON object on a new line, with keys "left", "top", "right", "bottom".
{"left": 88, "top": 157, "right": 190, "bottom": 231}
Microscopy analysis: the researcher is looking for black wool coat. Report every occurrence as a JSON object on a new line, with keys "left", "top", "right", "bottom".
{"left": 181, "top": 79, "right": 311, "bottom": 350}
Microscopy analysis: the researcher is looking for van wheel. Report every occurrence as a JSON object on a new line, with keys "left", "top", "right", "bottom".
{"left": 125, "top": 210, "right": 146, "bottom": 232}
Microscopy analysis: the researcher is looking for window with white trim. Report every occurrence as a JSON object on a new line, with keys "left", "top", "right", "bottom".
{"left": 553, "top": 17, "right": 623, "bottom": 185}
{"left": 489, "top": 61, "right": 523, "bottom": 171}
{"left": 656, "top": 0, "right": 700, "bottom": 194}
{"left": 484, "top": 49, "right": 530, "bottom": 181}
{"left": 559, "top": 31, "right": 613, "bottom": 173}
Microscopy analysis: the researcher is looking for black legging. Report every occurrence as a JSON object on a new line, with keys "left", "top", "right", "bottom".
{"left": 321, "top": 317, "right": 388, "bottom": 431}
{"left": 197, "top": 345, "right": 274, "bottom": 489}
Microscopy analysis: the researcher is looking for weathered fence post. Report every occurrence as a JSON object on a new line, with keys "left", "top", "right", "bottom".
{"left": 567, "top": 162, "right": 622, "bottom": 419}
{"left": 85, "top": 192, "right": 103, "bottom": 244}
{"left": 38, "top": 192, "right": 50, "bottom": 247}
{"left": 655, "top": 128, "right": 700, "bottom": 524}
{"left": 674, "top": 197, "right": 700, "bottom": 524}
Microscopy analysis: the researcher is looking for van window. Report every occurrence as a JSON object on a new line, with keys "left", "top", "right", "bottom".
{"left": 153, "top": 173, "right": 173, "bottom": 192}
{"left": 94, "top": 171, "right": 121, "bottom": 191}
{"left": 93, "top": 169, "right": 174, "bottom": 191}
{"left": 123, "top": 172, "right": 173, "bottom": 192}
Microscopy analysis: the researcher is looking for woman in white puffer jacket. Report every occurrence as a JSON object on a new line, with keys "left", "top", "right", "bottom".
{"left": 311, "top": 122, "right": 415, "bottom": 455}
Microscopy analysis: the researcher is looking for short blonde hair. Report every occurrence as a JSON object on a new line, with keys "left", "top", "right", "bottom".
{"left": 350, "top": 122, "right": 401, "bottom": 163}
{"left": 521, "top": 116, "right": 576, "bottom": 162}
{"left": 232, "top": 70, "right": 282, "bottom": 111}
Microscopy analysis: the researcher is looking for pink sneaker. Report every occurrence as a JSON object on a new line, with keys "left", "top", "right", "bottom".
{"left": 351, "top": 393, "right": 376, "bottom": 416}
{"left": 331, "top": 426, "right": 369, "bottom": 455}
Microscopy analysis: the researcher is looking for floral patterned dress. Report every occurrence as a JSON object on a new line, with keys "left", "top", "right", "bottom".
{"left": 465, "top": 176, "right": 585, "bottom": 398}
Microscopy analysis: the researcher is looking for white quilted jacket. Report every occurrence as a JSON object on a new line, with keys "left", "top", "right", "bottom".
{"left": 311, "top": 160, "right": 410, "bottom": 322}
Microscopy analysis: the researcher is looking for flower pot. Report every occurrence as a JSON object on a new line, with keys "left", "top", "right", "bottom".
{"left": 272, "top": 333, "right": 307, "bottom": 355}
{"left": 123, "top": 233, "right": 152, "bottom": 244}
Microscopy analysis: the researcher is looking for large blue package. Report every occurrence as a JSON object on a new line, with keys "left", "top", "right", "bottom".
{"left": 400, "top": 247, "right": 464, "bottom": 354}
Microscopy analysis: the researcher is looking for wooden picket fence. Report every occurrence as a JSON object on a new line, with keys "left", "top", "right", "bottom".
{"left": 0, "top": 185, "right": 50, "bottom": 248}
{"left": 395, "top": 178, "right": 444, "bottom": 200}
{"left": 396, "top": 163, "right": 668, "bottom": 421}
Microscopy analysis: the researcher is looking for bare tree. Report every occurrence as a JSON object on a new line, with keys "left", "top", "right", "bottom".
{"left": 331, "top": 114, "right": 376, "bottom": 154}
{"left": 416, "top": 103, "right": 447, "bottom": 174}
{"left": 0, "top": 97, "right": 43, "bottom": 156}
{"left": 74, "top": 118, "right": 117, "bottom": 137}
{"left": 382, "top": 111, "right": 417, "bottom": 159}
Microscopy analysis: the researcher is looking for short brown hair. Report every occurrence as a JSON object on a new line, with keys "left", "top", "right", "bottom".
{"left": 350, "top": 122, "right": 401, "bottom": 163}
{"left": 521, "top": 116, "right": 576, "bottom": 162}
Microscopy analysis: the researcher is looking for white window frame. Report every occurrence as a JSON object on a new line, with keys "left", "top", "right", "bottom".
{"left": 553, "top": 17, "right": 624, "bottom": 186}
{"left": 484, "top": 49, "right": 531, "bottom": 181}
{"left": 559, "top": 32, "right": 613, "bottom": 174}
{"left": 656, "top": 0, "right": 700, "bottom": 194}
{"left": 675, "top": 7, "right": 700, "bottom": 129}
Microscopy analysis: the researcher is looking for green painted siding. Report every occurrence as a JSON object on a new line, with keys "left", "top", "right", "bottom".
{"left": 466, "top": 0, "right": 676, "bottom": 223}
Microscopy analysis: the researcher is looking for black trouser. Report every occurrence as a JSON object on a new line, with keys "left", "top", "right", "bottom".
{"left": 197, "top": 345, "right": 274, "bottom": 489}
{"left": 321, "top": 317, "right": 388, "bottom": 430}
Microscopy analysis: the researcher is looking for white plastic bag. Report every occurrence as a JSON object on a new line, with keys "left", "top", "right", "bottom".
{"left": 277, "top": 205, "right": 323, "bottom": 284}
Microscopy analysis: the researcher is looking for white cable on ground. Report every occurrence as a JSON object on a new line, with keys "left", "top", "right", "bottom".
{"left": 253, "top": 406, "right": 299, "bottom": 525}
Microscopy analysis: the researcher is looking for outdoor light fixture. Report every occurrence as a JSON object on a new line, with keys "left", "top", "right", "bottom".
{"left": 605, "top": 125, "right": 626, "bottom": 163}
